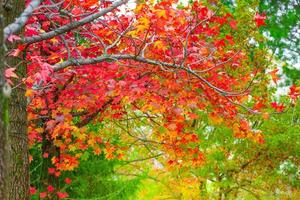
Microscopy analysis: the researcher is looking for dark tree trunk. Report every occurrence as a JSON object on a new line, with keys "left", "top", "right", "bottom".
{"left": 0, "top": 0, "right": 29, "bottom": 199}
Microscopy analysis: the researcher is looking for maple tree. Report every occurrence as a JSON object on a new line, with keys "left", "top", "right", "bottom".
{"left": 0, "top": 0, "right": 299, "bottom": 199}
{"left": 135, "top": 97, "right": 300, "bottom": 199}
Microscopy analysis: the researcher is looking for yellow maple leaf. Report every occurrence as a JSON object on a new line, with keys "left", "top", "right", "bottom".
{"left": 153, "top": 40, "right": 167, "bottom": 51}
{"left": 209, "top": 113, "right": 223, "bottom": 125}
{"left": 35, "top": 127, "right": 44, "bottom": 133}
{"left": 25, "top": 89, "right": 33, "bottom": 97}
{"left": 135, "top": 4, "right": 144, "bottom": 13}
{"left": 57, "top": 58, "right": 64, "bottom": 64}
{"left": 262, "top": 112, "right": 270, "bottom": 120}
{"left": 139, "top": 17, "right": 150, "bottom": 27}
{"left": 87, "top": 139, "right": 96, "bottom": 146}
{"left": 75, "top": 153, "right": 82, "bottom": 158}
{"left": 50, "top": 38, "right": 59, "bottom": 44}
{"left": 69, "top": 144, "right": 77, "bottom": 152}
{"left": 77, "top": 133, "right": 86, "bottom": 140}
{"left": 156, "top": 9, "right": 167, "bottom": 19}
{"left": 136, "top": 25, "right": 148, "bottom": 33}
{"left": 135, "top": 17, "right": 150, "bottom": 34}
{"left": 54, "top": 139, "right": 63, "bottom": 147}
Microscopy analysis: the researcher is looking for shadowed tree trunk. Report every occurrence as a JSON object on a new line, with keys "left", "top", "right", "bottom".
{"left": 0, "top": 0, "right": 29, "bottom": 199}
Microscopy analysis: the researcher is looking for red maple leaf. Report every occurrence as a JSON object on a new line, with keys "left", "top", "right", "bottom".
{"left": 254, "top": 13, "right": 266, "bottom": 27}
{"left": 40, "top": 192, "right": 47, "bottom": 199}
{"left": 65, "top": 177, "right": 72, "bottom": 184}
{"left": 229, "top": 20, "right": 237, "bottom": 29}
{"left": 57, "top": 192, "right": 69, "bottom": 199}
{"left": 29, "top": 187, "right": 37, "bottom": 195}
{"left": 47, "top": 185, "right": 55, "bottom": 193}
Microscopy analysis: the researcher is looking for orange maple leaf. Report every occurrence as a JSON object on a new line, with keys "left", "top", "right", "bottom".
{"left": 269, "top": 69, "right": 280, "bottom": 84}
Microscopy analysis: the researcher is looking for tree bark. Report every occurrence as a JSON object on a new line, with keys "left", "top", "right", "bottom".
{"left": 0, "top": 0, "right": 28, "bottom": 199}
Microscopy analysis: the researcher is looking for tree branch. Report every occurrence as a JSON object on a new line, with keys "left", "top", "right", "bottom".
{"left": 3, "top": 0, "right": 42, "bottom": 41}
{"left": 75, "top": 98, "right": 113, "bottom": 128}
{"left": 53, "top": 54, "right": 247, "bottom": 96}
{"left": 124, "top": 153, "right": 163, "bottom": 164}
{"left": 24, "top": 0, "right": 128, "bottom": 44}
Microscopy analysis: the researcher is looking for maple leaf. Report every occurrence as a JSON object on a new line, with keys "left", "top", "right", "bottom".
{"left": 26, "top": 26, "right": 38, "bottom": 36}
{"left": 153, "top": 40, "right": 167, "bottom": 51}
{"left": 65, "top": 177, "right": 72, "bottom": 184}
{"left": 93, "top": 147, "right": 102, "bottom": 155}
{"left": 167, "top": 123, "right": 177, "bottom": 131}
{"left": 255, "top": 132, "right": 265, "bottom": 144}
{"left": 71, "top": 7, "right": 82, "bottom": 15}
{"left": 25, "top": 89, "right": 34, "bottom": 97}
{"left": 229, "top": 20, "right": 237, "bottom": 30}
{"left": 34, "top": 62, "right": 54, "bottom": 83}
{"left": 289, "top": 85, "right": 300, "bottom": 100}
{"left": 48, "top": 167, "right": 55, "bottom": 174}
{"left": 188, "top": 113, "right": 199, "bottom": 120}
{"left": 225, "top": 35, "right": 234, "bottom": 45}
{"left": 9, "top": 49, "right": 21, "bottom": 57}
{"left": 50, "top": 38, "right": 59, "bottom": 44}
{"left": 209, "top": 113, "right": 223, "bottom": 125}
{"left": 40, "top": 192, "right": 47, "bottom": 199}
{"left": 7, "top": 34, "right": 21, "bottom": 42}
{"left": 254, "top": 13, "right": 266, "bottom": 27}
{"left": 139, "top": 17, "right": 150, "bottom": 27}
{"left": 135, "top": 4, "right": 145, "bottom": 13}
{"left": 47, "top": 185, "right": 55, "bottom": 193}
{"left": 57, "top": 192, "right": 69, "bottom": 199}
{"left": 81, "top": 0, "right": 99, "bottom": 8}
{"left": 214, "top": 39, "right": 226, "bottom": 48}
{"left": 240, "top": 120, "right": 250, "bottom": 131}
{"left": 135, "top": 19, "right": 150, "bottom": 34}
{"left": 253, "top": 100, "right": 265, "bottom": 110}
{"left": 29, "top": 187, "right": 36, "bottom": 195}
{"left": 117, "top": 153, "right": 124, "bottom": 160}
{"left": 29, "top": 155, "right": 33, "bottom": 163}
{"left": 270, "top": 102, "right": 285, "bottom": 112}
{"left": 262, "top": 112, "right": 270, "bottom": 120}
{"left": 55, "top": 171, "right": 61, "bottom": 177}
{"left": 269, "top": 69, "right": 279, "bottom": 84}
{"left": 5, "top": 68, "right": 18, "bottom": 79}
{"left": 168, "top": 160, "right": 175, "bottom": 165}
{"left": 197, "top": 6, "right": 208, "bottom": 19}
{"left": 43, "top": 153, "right": 49, "bottom": 158}
{"left": 156, "top": 9, "right": 167, "bottom": 19}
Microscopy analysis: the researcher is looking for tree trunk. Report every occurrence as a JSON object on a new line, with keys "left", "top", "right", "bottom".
{"left": 0, "top": 0, "right": 29, "bottom": 199}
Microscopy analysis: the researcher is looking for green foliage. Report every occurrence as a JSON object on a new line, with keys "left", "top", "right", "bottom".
{"left": 283, "top": 65, "right": 300, "bottom": 85}
{"left": 259, "top": 100, "right": 300, "bottom": 189}
{"left": 259, "top": 0, "right": 299, "bottom": 64}
{"left": 30, "top": 147, "right": 141, "bottom": 200}
{"left": 66, "top": 155, "right": 141, "bottom": 200}
{"left": 189, "top": 100, "right": 300, "bottom": 199}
